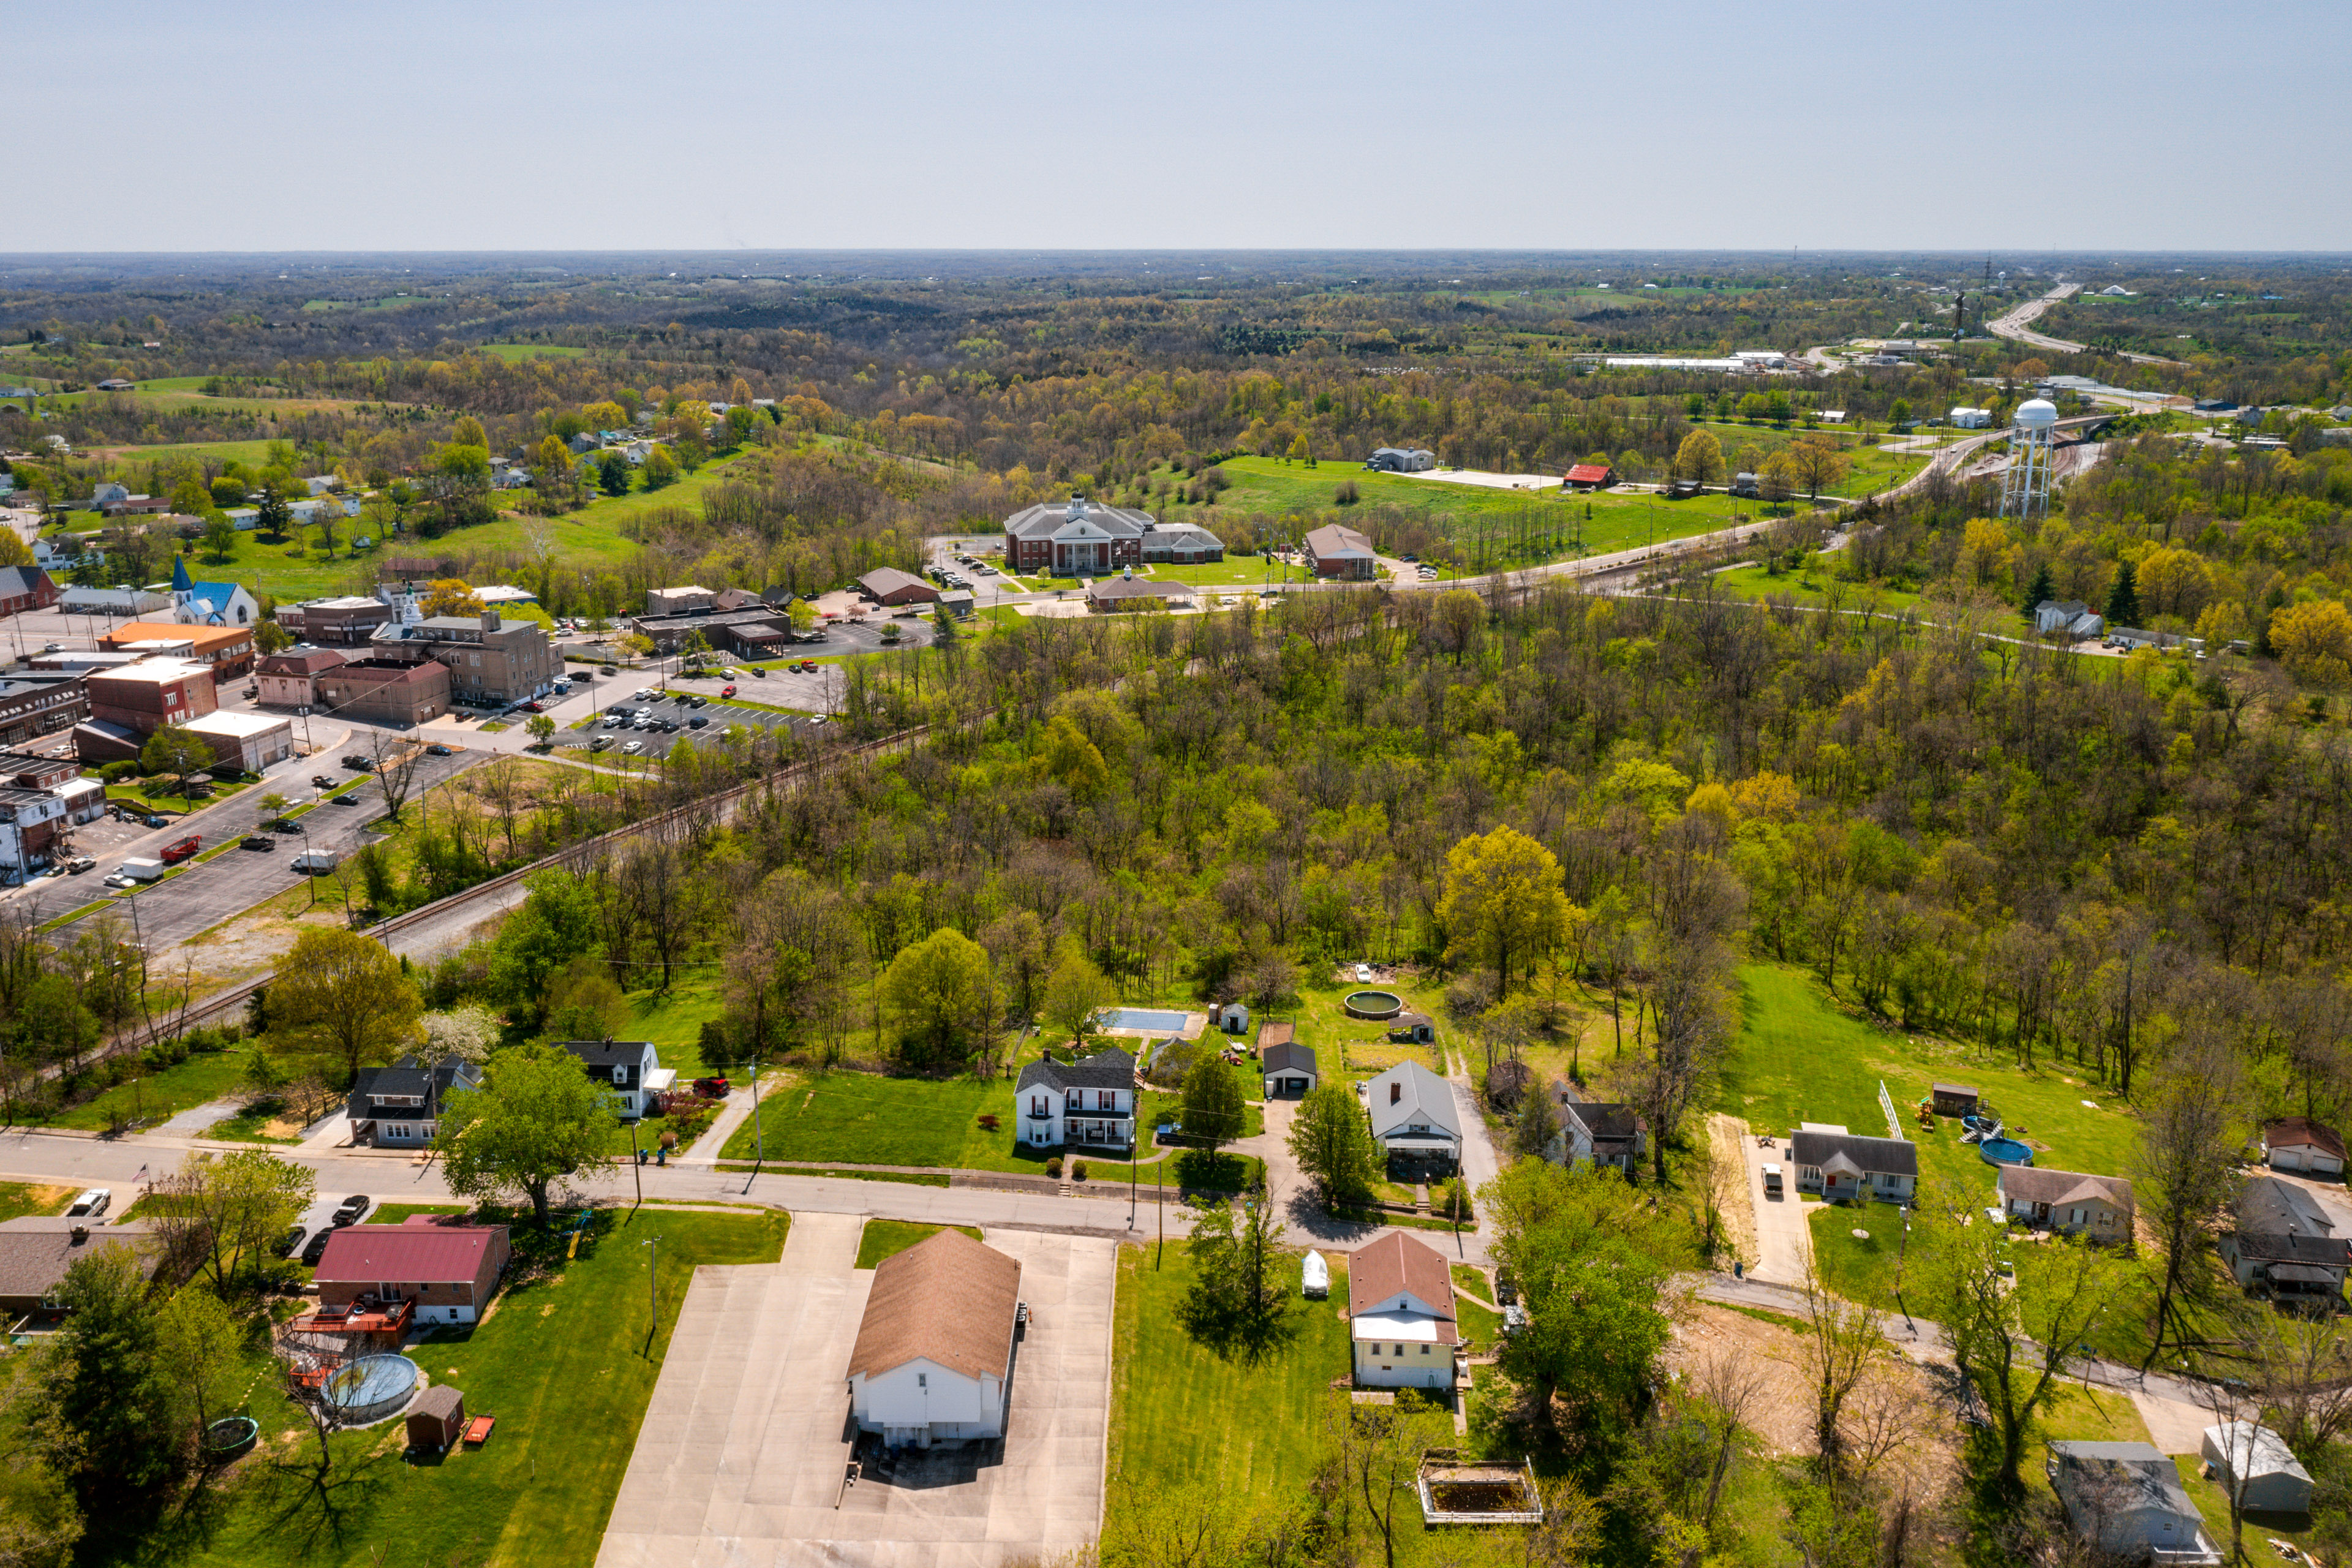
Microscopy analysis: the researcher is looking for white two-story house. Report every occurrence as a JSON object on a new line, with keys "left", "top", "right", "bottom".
{"left": 1349, "top": 1231, "right": 1458, "bottom": 1391}
{"left": 1014, "top": 1046, "right": 1137, "bottom": 1150}
{"left": 557, "top": 1039, "right": 677, "bottom": 1120}
{"left": 344, "top": 1057, "right": 483, "bottom": 1147}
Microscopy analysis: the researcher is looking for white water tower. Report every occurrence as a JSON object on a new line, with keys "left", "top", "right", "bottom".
{"left": 1999, "top": 398, "right": 2059, "bottom": 521}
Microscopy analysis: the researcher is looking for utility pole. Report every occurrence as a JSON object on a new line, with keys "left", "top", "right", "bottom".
{"left": 742, "top": 1051, "right": 764, "bottom": 1195}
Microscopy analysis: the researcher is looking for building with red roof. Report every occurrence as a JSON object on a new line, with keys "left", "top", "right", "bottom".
{"left": 312, "top": 1220, "right": 510, "bottom": 1327}
{"left": 1562, "top": 463, "right": 1615, "bottom": 491}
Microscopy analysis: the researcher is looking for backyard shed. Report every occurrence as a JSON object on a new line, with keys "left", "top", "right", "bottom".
{"left": 406, "top": 1384, "right": 466, "bottom": 1453}
{"left": 1218, "top": 1001, "right": 1250, "bottom": 1035}
{"left": 2201, "top": 1422, "right": 2312, "bottom": 1514}
{"left": 1388, "top": 1011, "right": 1434, "bottom": 1045}
{"left": 1931, "top": 1083, "right": 1980, "bottom": 1117}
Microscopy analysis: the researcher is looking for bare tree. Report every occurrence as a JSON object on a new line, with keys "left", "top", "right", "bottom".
{"left": 2133, "top": 1033, "right": 2248, "bottom": 1371}
{"left": 369, "top": 728, "right": 421, "bottom": 821}
{"left": 1800, "top": 1262, "right": 1886, "bottom": 1474}
{"left": 1689, "top": 1347, "right": 1770, "bottom": 1530}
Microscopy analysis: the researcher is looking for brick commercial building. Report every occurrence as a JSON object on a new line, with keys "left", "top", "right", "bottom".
{"left": 276, "top": 595, "right": 394, "bottom": 647}
{"left": 630, "top": 606, "right": 797, "bottom": 658}
{"left": 856, "top": 566, "right": 939, "bottom": 606}
{"left": 97, "top": 622, "right": 255, "bottom": 682}
{"left": 255, "top": 646, "right": 348, "bottom": 707}
{"left": 1305, "top": 523, "right": 1378, "bottom": 580}
{"left": 315, "top": 658, "right": 450, "bottom": 726}
{"left": 646, "top": 585, "right": 717, "bottom": 616}
{"left": 0, "top": 673, "right": 88, "bottom": 748}
{"left": 369, "top": 611, "right": 553, "bottom": 707}
{"left": 86, "top": 660, "right": 216, "bottom": 735}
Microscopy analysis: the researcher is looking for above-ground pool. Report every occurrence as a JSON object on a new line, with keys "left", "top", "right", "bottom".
{"left": 1978, "top": 1138, "right": 2035, "bottom": 1168}
{"left": 1099, "top": 1007, "right": 1191, "bottom": 1033}
{"left": 1343, "top": 990, "right": 1404, "bottom": 1020}
{"left": 322, "top": 1354, "right": 421, "bottom": 1426}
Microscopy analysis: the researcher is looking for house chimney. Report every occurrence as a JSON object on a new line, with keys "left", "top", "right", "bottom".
{"left": 480, "top": 609, "right": 500, "bottom": 632}
{"left": 1390, "top": 1080, "right": 1401, "bottom": 1105}
{"left": 69, "top": 1224, "right": 88, "bottom": 1244}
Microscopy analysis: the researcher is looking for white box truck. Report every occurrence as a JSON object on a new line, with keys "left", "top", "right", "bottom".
{"left": 292, "top": 851, "right": 340, "bottom": 875}
{"left": 118, "top": 858, "right": 167, "bottom": 884}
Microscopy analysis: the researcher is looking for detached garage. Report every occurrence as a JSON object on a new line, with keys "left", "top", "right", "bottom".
{"left": 1262, "top": 1033, "right": 1316, "bottom": 1098}
{"left": 2201, "top": 1422, "right": 2313, "bottom": 1514}
{"left": 2263, "top": 1118, "right": 2345, "bottom": 1177}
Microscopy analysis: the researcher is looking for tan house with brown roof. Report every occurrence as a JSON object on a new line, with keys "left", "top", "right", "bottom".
{"left": 0, "top": 1217, "right": 157, "bottom": 1316}
{"left": 1349, "top": 1231, "right": 1457, "bottom": 1390}
{"left": 1997, "top": 1166, "right": 2135, "bottom": 1241}
{"left": 846, "top": 1229, "right": 1022, "bottom": 1448}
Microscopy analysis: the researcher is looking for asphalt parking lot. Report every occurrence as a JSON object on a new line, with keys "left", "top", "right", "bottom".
{"left": 24, "top": 748, "right": 481, "bottom": 944}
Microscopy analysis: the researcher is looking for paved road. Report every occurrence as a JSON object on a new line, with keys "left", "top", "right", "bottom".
{"left": 28, "top": 747, "right": 483, "bottom": 942}
{"left": 1988, "top": 282, "right": 2184, "bottom": 368}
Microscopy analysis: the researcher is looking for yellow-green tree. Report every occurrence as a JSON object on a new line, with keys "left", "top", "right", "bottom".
{"left": 1672, "top": 429, "right": 1725, "bottom": 485}
{"left": 880, "top": 927, "right": 998, "bottom": 1069}
{"left": 268, "top": 926, "right": 423, "bottom": 1084}
{"left": 2271, "top": 599, "right": 2352, "bottom": 687}
{"left": 1438, "top": 826, "right": 1577, "bottom": 999}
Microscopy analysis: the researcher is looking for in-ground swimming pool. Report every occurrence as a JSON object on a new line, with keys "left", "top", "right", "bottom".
{"left": 1099, "top": 1008, "right": 1191, "bottom": 1033}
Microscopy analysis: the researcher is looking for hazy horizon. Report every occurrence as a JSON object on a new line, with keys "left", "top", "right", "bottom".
{"left": 22, "top": 0, "right": 2350, "bottom": 253}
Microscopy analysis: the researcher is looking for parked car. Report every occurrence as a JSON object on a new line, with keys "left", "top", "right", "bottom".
{"left": 688, "top": 695, "right": 707, "bottom": 708}
{"left": 311, "top": 775, "right": 335, "bottom": 789}
{"left": 426, "top": 743, "right": 453, "bottom": 756}
{"left": 589, "top": 736, "right": 612, "bottom": 752}
{"left": 693, "top": 1076, "right": 731, "bottom": 1097}
{"left": 1494, "top": 1268, "right": 1518, "bottom": 1306}
{"left": 65, "top": 855, "right": 94, "bottom": 873}
{"left": 722, "top": 684, "right": 737, "bottom": 697}
{"left": 272, "top": 818, "right": 302, "bottom": 834}
{"left": 621, "top": 740, "right": 644, "bottom": 754}
{"left": 687, "top": 715, "right": 708, "bottom": 728}
{"left": 342, "top": 755, "right": 372, "bottom": 771}
{"left": 330, "top": 794, "right": 360, "bottom": 807}
{"left": 42, "top": 641, "right": 61, "bottom": 654}
{"left": 66, "top": 1188, "right": 110, "bottom": 1218}
{"left": 633, "top": 688, "right": 655, "bottom": 701}
{"left": 300, "top": 1228, "right": 334, "bottom": 1265}
{"left": 277, "top": 1224, "right": 308, "bottom": 1259}
{"left": 241, "top": 835, "right": 274, "bottom": 851}
{"left": 331, "top": 1194, "right": 371, "bottom": 1226}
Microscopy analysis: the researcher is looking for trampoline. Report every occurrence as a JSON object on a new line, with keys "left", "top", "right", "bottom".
{"left": 1978, "top": 1138, "right": 2035, "bottom": 1169}
{"left": 322, "top": 1354, "right": 421, "bottom": 1426}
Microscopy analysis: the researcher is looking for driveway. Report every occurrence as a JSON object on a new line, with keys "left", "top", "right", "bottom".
{"left": 595, "top": 1214, "right": 1114, "bottom": 1567}
{"left": 1743, "top": 1130, "right": 1814, "bottom": 1286}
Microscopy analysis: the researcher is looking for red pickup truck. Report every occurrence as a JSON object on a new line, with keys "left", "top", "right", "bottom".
{"left": 157, "top": 835, "right": 202, "bottom": 864}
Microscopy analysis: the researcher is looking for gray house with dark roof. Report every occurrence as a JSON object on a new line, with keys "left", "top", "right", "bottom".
{"left": 1542, "top": 1085, "right": 1647, "bottom": 1174}
{"left": 556, "top": 1039, "right": 675, "bottom": 1120}
{"left": 2048, "top": 1441, "right": 2220, "bottom": 1565}
{"left": 345, "top": 1057, "right": 483, "bottom": 1147}
{"left": 1015, "top": 1046, "right": 1137, "bottom": 1150}
{"left": 2223, "top": 1175, "right": 2351, "bottom": 1298}
{"left": 1788, "top": 1125, "right": 1917, "bottom": 1202}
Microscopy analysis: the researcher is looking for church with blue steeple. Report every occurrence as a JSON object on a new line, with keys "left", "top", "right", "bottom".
{"left": 173, "top": 556, "right": 259, "bottom": 628}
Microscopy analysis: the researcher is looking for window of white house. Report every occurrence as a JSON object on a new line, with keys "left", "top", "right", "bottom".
{"left": 1098, "top": 1090, "right": 1115, "bottom": 1109}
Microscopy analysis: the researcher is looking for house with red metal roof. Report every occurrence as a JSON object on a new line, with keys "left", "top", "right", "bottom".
{"left": 1562, "top": 462, "right": 1615, "bottom": 491}
{"left": 312, "top": 1219, "right": 510, "bottom": 1327}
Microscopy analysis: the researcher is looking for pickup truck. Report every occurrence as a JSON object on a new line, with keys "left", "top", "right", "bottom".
{"left": 157, "top": 835, "right": 202, "bottom": 865}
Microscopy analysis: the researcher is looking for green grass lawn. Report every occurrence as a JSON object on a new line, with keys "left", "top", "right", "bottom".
{"left": 0, "top": 1180, "right": 74, "bottom": 1221}
{"left": 368, "top": 1203, "right": 470, "bottom": 1224}
{"left": 1715, "top": 965, "right": 2144, "bottom": 1210}
{"left": 1807, "top": 1200, "right": 1938, "bottom": 1310}
{"left": 45, "top": 1046, "right": 255, "bottom": 1131}
{"left": 1450, "top": 1262, "right": 1491, "bottom": 1302}
{"left": 475, "top": 343, "right": 588, "bottom": 360}
{"left": 1706, "top": 560, "right": 1926, "bottom": 615}
{"left": 176, "top": 1206, "right": 788, "bottom": 1568}
{"left": 1108, "top": 1246, "right": 1388, "bottom": 1519}
{"left": 855, "top": 1219, "right": 981, "bottom": 1269}
{"left": 202, "top": 1103, "right": 301, "bottom": 1144}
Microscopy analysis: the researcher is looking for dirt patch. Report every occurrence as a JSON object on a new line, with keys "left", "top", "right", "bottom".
{"left": 1708, "top": 1113, "right": 1759, "bottom": 1270}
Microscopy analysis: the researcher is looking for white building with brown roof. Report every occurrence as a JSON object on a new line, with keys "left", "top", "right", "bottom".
{"left": 1997, "top": 1166, "right": 2135, "bottom": 1241}
{"left": 846, "top": 1228, "right": 1022, "bottom": 1448}
{"left": 1348, "top": 1231, "right": 1457, "bottom": 1391}
{"left": 2263, "top": 1117, "right": 2346, "bottom": 1177}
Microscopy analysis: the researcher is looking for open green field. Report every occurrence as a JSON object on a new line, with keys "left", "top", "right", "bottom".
{"left": 1716, "top": 965, "right": 2143, "bottom": 1207}
{"left": 1706, "top": 560, "right": 1926, "bottom": 615}
{"left": 854, "top": 1219, "right": 981, "bottom": 1269}
{"left": 172, "top": 1205, "right": 788, "bottom": 1568}
{"left": 78, "top": 438, "right": 288, "bottom": 470}
{"left": 43, "top": 1044, "right": 256, "bottom": 1131}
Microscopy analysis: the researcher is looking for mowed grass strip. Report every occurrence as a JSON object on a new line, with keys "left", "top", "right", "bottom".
{"left": 190, "top": 1206, "right": 788, "bottom": 1568}
{"left": 856, "top": 1219, "right": 981, "bottom": 1270}
{"left": 1108, "top": 1245, "right": 1354, "bottom": 1508}
{"left": 0, "top": 1181, "right": 74, "bottom": 1222}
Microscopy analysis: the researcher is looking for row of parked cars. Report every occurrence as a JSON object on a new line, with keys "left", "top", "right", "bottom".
{"left": 284, "top": 1193, "right": 372, "bottom": 1265}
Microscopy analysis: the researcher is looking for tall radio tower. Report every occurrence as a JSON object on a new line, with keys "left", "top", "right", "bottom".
{"left": 1999, "top": 398, "right": 2059, "bottom": 521}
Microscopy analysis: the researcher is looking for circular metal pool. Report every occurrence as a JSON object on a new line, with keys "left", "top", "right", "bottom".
{"left": 1343, "top": 990, "right": 1404, "bottom": 1020}
{"left": 1978, "top": 1138, "right": 2034, "bottom": 1168}
{"left": 322, "top": 1354, "right": 420, "bottom": 1426}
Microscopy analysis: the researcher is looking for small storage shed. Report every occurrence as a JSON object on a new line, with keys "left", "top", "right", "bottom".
{"left": 407, "top": 1384, "right": 466, "bottom": 1453}
{"left": 1218, "top": 1001, "right": 1250, "bottom": 1035}
{"left": 1931, "top": 1083, "right": 1980, "bottom": 1117}
{"left": 1388, "top": 1011, "right": 1434, "bottom": 1045}
{"left": 2201, "top": 1421, "right": 2313, "bottom": 1514}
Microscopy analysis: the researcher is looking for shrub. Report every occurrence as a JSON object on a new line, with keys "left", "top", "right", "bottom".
{"left": 1071, "top": 1158, "right": 1089, "bottom": 1182}
{"left": 1046, "top": 1155, "right": 1063, "bottom": 1178}
{"left": 97, "top": 760, "right": 140, "bottom": 784}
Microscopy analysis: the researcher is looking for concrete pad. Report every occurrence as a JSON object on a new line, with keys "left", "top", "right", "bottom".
{"left": 597, "top": 1221, "right": 1115, "bottom": 1567}
{"left": 1743, "top": 1129, "right": 1815, "bottom": 1286}
{"left": 2132, "top": 1389, "right": 2215, "bottom": 1455}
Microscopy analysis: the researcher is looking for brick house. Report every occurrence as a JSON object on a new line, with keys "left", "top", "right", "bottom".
{"left": 1304, "top": 522, "right": 1377, "bottom": 579}
{"left": 312, "top": 1220, "right": 511, "bottom": 1327}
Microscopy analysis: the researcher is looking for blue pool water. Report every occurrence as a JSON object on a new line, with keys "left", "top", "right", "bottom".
{"left": 1978, "top": 1138, "right": 2034, "bottom": 1168}
{"left": 1101, "top": 1008, "right": 1190, "bottom": 1032}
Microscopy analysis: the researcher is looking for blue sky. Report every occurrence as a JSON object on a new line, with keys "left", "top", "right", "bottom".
{"left": 18, "top": 0, "right": 2348, "bottom": 251}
